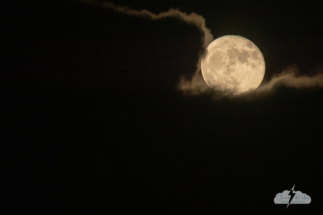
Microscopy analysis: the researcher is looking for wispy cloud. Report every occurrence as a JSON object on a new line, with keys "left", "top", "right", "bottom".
{"left": 256, "top": 65, "right": 323, "bottom": 93}
{"left": 80, "top": 0, "right": 213, "bottom": 49}
{"left": 80, "top": 0, "right": 215, "bottom": 95}
{"left": 80, "top": 1, "right": 323, "bottom": 97}
{"left": 179, "top": 64, "right": 323, "bottom": 97}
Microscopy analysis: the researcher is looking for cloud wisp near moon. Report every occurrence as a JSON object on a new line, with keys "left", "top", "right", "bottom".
{"left": 257, "top": 65, "right": 323, "bottom": 92}
{"left": 81, "top": 0, "right": 323, "bottom": 97}
{"left": 81, "top": 0, "right": 213, "bottom": 49}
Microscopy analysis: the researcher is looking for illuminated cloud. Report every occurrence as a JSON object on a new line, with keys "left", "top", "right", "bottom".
{"left": 79, "top": 1, "right": 323, "bottom": 97}
{"left": 80, "top": 0, "right": 213, "bottom": 49}
{"left": 178, "top": 73, "right": 209, "bottom": 95}
{"left": 256, "top": 65, "right": 323, "bottom": 93}
{"left": 79, "top": 0, "right": 214, "bottom": 93}
{"left": 179, "top": 64, "right": 323, "bottom": 96}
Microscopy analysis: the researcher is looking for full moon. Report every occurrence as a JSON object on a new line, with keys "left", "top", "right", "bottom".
{"left": 201, "top": 35, "right": 265, "bottom": 94}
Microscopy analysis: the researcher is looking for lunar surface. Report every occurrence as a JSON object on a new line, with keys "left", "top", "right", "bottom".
{"left": 201, "top": 35, "right": 265, "bottom": 94}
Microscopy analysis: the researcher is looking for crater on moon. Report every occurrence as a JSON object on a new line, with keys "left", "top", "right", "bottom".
{"left": 246, "top": 41, "right": 253, "bottom": 48}
{"left": 201, "top": 35, "right": 265, "bottom": 94}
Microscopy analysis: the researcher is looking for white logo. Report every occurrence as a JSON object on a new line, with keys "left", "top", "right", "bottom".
{"left": 274, "top": 185, "right": 311, "bottom": 208}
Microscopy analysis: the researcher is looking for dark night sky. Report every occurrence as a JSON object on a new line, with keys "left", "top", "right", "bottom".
{"left": 2, "top": 0, "right": 323, "bottom": 214}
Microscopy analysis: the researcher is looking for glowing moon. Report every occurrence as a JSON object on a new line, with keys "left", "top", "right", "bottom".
{"left": 201, "top": 35, "right": 265, "bottom": 94}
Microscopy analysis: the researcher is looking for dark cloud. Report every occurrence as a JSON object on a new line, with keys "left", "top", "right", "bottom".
{"left": 81, "top": 0, "right": 213, "bottom": 48}
{"left": 77, "top": 1, "right": 323, "bottom": 98}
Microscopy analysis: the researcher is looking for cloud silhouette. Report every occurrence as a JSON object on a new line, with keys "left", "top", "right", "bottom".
{"left": 274, "top": 190, "right": 311, "bottom": 204}
{"left": 80, "top": 0, "right": 215, "bottom": 93}
{"left": 80, "top": 0, "right": 213, "bottom": 49}
{"left": 79, "top": 1, "right": 323, "bottom": 96}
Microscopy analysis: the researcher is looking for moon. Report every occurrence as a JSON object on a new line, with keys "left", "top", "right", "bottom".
{"left": 201, "top": 35, "right": 265, "bottom": 94}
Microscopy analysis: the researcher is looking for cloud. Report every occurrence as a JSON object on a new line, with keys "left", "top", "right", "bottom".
{"left": 178, "top": 73, "right": 209, "bottom": 95}
{"left": 256, "top": 65, "right": 323, "bottom": 93}
{"left": 274, "top": 190, "right": 311, "bottom": 204}
{"left": 79, "top": 0, "right": 213, "bottom": 93}
{"left": 179, "top": 64, "right": 323, "bottom": 97}
{"left": 80, "top": 0, "right": 213, "bottom": 49}
{"left": 79, "top": 1, "right": 323, "bottom": 97}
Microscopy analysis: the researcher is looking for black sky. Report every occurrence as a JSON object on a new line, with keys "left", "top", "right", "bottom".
{"left": 2, "top": 0, "right": 323, "bottom": 214}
